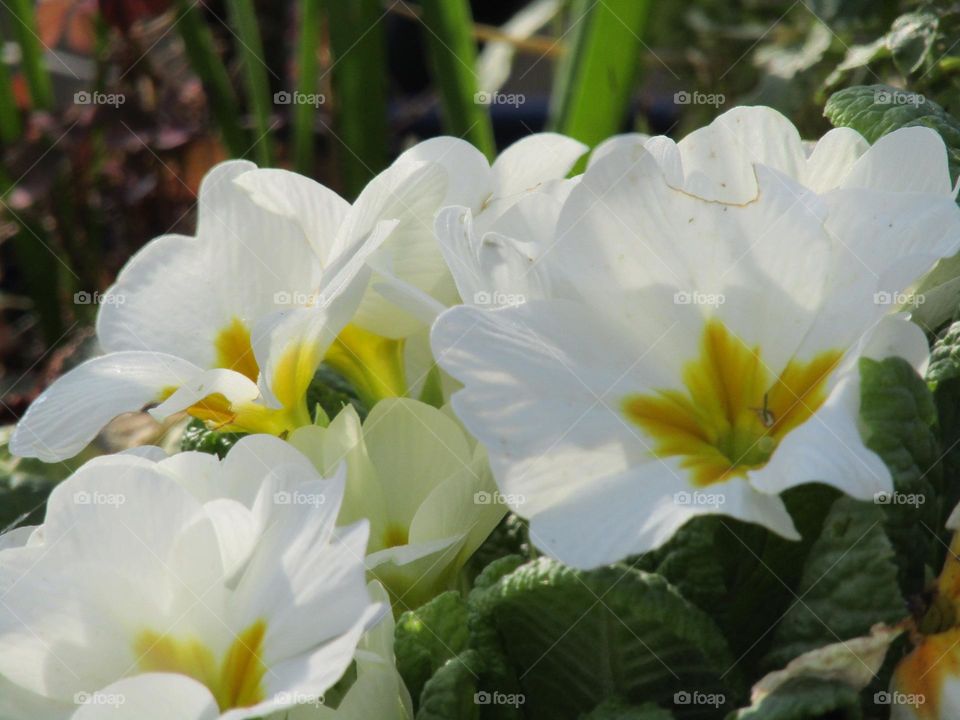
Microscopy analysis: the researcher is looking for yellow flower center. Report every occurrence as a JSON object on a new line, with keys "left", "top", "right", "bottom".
{"left": 622, "top": 319, "right": 841, "bottom": 486}
{"left": 134, "top": 620, "right": 268, "bottom": 712}
{"left": 324, "top": 324, "right": 408, "bottom": 406}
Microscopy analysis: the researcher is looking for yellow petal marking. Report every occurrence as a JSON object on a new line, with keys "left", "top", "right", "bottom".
{"left": 214, "top": 318, "right": 260, "bottom": 383}
{"left": 623, "top": 318, "right": 842, "bottom": 486}
{"left": 134, "top": 619, "right": 268, "bottom": 711}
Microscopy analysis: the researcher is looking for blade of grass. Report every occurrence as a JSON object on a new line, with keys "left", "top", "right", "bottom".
{"left": 0, "top": 50, "right": 22, "bottom": 142}
{"left": 0, "top": 169, "right": 65, "bottom": 343}
{"left": 418, "top": 0, "right": 494, "bottom": 159}
{"left": 293, "top": 0, "right": 321, "bottom": 175}
{"left": 549, "top": 0, "right": 650, "bottom": 166}
{"left": 7, "top": 0, "right": 54, "bottom": 110}
{"left": 225, "top": 0, "right": 276, "bottom": 165}
{"left": 173, "top": 0, "right": 248, "bottom": 157}
{"left": 324, "top": 0, "right": 388, "bottom": 197}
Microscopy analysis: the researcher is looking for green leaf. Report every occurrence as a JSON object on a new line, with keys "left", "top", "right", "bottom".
{"left": 824, "top": 84, "right": 960, "bottom": 182}
{"left": 415, "top": 650, "right": 485, "bottom": 720}
{"left": 764, "top": 497, "right": 904, "bottom": 668}
{"left": 225, "top": 0, "right": 276, "bottom": 165}
{"left": 324, "top": 0, "right": 389, "bottom": 197}
{"left": 928, "top": 319, "right": 960, "bottom": 384}
{"left": 582, "top": 699, "right": 675, "bottom": 719}
{"left": 887, "top": 11, "right": 939, "bottom": 76}
{"left": 396, "top": 591, "right": 471, "bottom": 708}
{"left": 911, "top": 254, "right": 960, "bottom": 335}
{"left": 179, "top": 420, "right": 245, "bottom": 458}
{"left": 858, "top": 357, "right": 941, "bottom": 592}
{"left": 418, "top": 0, "right": 495, "bottom": 159}
{"left": 173, "top": 0, "right": 247, "bottom": 157}
{"left": 7, "top": 0, "right": 54, "bottom": 109}
{"left": 307, "top": 364, "right": 367, "bottom": 422}
{"left": 550, "top": 0, "right": 651, "bottom": 164}
{"left": 468, "top": 558, "right": 736, "bottom": 719}
{"left": 730, "top": 677, "right": 861, "bottom": 720}
{"left": 293, "top": 0, "right": 322, "bottom": 175}
{"left": 634, "top": 517, "right": 728, "bottom": 611}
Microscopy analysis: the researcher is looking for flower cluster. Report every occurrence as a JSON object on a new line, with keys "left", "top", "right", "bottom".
{"left": 6, "top": 107, "right": 960, "bottom": 718}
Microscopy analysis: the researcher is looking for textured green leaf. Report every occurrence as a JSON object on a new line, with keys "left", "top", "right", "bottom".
{"left": 824, "top": 84, "right": 960, "bottom": 181}
{"left": 179, "top": 420, "right": 245, "bottom": 458}
{"left": 581, "top": 699, "right": 675, "bottom": 719}
{"left": 415, "top": 649, "right": 485, "bottom": 720}
{"left": 858, "top": 357, "right": 941, "bottom": 592}
{"left": 928, "top": 319, "right": 960, "bottom": 384}
{"left": 764, "top": 498, "right": 904, "bottom": 668}
{"left": 887, "top": 12, "right": 939, "bottom": 75}
{"left": 468, "top": 558, "right": 736, "bottom": 719}
{"left": 396, "top": 591, "right": 471, "bottom": 708}
{"left": 730, "top": 677, "right": 861, "bottom": 720}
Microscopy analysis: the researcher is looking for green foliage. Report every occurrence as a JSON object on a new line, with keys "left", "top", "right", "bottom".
{"left": 418, "top": 0, "right": 495, "bottom": 160}
{"left": 179, "top": 420, "right": 245, "bottom": 458}
{"left": 763, "top": 498, "right": 904, "bottom": 668}
{"left": 324, "top": 0, "right": 389, "bottom": 197}
{"left": 825, "top": 84, "right": 960, "bottom": 181}
{"left": 396, "top": 591, "right": 471, "bottom": 706}
{"left": 550, "top": 0, "right": 651, "bottom": 161}
{"left": 858, "top": 357, "right": 941, "bottom": 592}
{"left": 468, "top": 558, "right": 734, "bottom": 719}
{"left": 307, "top": 364, "right": 367, "bottom": 422}
{"left": 582, "top": 700, "right": 675, "bottom": 720}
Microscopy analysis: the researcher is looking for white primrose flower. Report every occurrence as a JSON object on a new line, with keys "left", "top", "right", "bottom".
{"left": 11, "top": 157, "right": 445, "bottom": 462}
{"left": 238, "top": 134, "right": 587, "bottom": 337}
{"left": 431, "top": 106, "right": 960, "bottom": 568}
{"left": 271, "top": 581, "right": 413, "bottom": 720}
{"left": 289, "top": 399, "right": 504, "bottom": 609}
{"left": 0, "top": 435, "right": 381, "bottom": 720}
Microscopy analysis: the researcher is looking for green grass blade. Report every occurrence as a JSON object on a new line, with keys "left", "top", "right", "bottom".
{"left": 173, "top": 0, "right": 247, "bottom": 157}
{"left": 293, "top": 0, "right": 321, "bottom": 175}
{"left": 324, "top": 0, "right": 389, "bottom": 197}
{"left": 549, "top": 0, "right": 650, "bottom": 161}
{"left": 7, "top": 0, "right": 54, "bottom": 110}
{"left": 418, "top": 0, "right": 494, "bottom": 159}
{"left": 0, "top": 50, "right": 22, "bottom": 142}
{"left": 225, "top": 0, "right": 276, "bottom": 165}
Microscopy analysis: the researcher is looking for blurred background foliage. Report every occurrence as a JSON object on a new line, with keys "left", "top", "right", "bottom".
{"left": 0, "top": 0, "right": 957, "bottom": 493}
